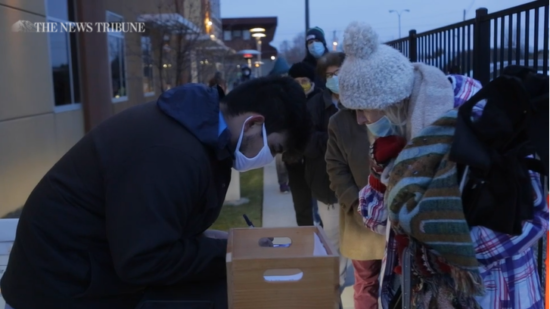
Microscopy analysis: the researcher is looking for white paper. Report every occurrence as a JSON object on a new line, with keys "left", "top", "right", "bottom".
{"left": 313, "top": 233, "right": 328, "bottom": 256}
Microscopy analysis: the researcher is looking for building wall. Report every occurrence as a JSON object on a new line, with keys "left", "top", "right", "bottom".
{"left": 0, "top": 0, "right": 219, "bottom": 215}
{"left": 0, "top": 0, "right": 84, "bottom": 215}
{"left": 0, "top": 0, "right": 165, "bottom": 215}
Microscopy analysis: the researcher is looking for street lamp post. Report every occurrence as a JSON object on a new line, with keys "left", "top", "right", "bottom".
{"left": 256, "top": 38, "right": 262, "bottom": 76}
{"left": 305, "top": 0, "right": 310, "bottom": 33}
{"left": 389, "top": 9, "right": 410, "bottom": 39}
{"left": 250, "top": 28, "right": 266, "bottom": 77}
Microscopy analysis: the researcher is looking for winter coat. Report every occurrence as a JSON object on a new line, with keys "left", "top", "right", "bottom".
{"left": 325, "top": 105, "right": 386, "bottom": 260}
{"left": 1, "top": 84, "right": 233, "bottom": 309}
{"left": 303, "top": 89, "right": 338, "bottom": 205}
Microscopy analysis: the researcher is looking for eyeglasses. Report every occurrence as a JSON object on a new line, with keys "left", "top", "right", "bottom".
{"left": 325, "top": 70, "right": 339, "bottom": 79}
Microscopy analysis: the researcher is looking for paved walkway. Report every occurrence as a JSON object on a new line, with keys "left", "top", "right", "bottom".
{"left": 261, "top": 160, "right": 355, "bottom": 309}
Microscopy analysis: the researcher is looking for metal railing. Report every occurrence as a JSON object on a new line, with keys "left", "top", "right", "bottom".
{"left": 386, "top": 1, "right": 549, "bottom": 85}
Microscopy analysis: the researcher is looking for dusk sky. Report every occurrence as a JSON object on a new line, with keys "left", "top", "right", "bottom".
{"left": 221, "top": 0, "right": 535, "bottom": 50}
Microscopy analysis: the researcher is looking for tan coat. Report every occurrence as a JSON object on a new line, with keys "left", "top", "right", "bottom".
{"left": 325, "top": 107, "right": 386, "bottom": 261}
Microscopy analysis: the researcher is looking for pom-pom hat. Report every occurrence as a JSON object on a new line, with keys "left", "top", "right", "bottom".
{"left": 339, "top": 21, "right": 415, "bottom": 110}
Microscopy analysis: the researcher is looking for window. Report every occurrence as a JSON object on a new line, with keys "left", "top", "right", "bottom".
{"left": 232, "top": 30, "right": 241, "bottom": 38}
{"left": 106, "top": 12, "right": 127, "bottom": 102}
{"left": 223, "top": 30, "right": 231, "bottom": 41}
{"left": 242, "top": 29, "right": 251, "bottom": 40}
{"left": 141, "top": 36, "right": 155, "bottom": 96}
{"left": 46, "top": 0, "right": 81, "bottom": 109}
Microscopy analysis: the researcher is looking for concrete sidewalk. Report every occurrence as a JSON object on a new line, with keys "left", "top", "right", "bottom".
{"left": 261, "top": 160, "right": 355, "bottom": 309}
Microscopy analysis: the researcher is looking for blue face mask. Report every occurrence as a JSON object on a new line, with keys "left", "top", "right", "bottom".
{"left": 308, "top": 41, "right": 325, "bottom": 58}
{"left": 366, "top": 116, "right": 395, "bottom": 137}
{"left": 326, "top": 76, "right": 339, "bottom": 94}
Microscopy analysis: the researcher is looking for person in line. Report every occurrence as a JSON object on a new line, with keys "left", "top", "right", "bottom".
{"left": 208, "top": 72, "right": 227, "bottom": 99}
{"left": 322, "top": 52, "right": 386, "bottom": 309}
{"left": 303, "top": 26, "right": 329, "bottom": 93}
{"left": 338, "top": 21, "right": 548, "bottom": 308}
{"left": 284, "top": 61, "right": 322, "bottom": 226}
{"left": 1, "top": 76, "right": 310, "bottom": 309}
{"left": 268, "top": 57, "right": 292, "bottom": 193}
{"left": 299, "top": 54, "right": 349, "bottom": 302}
{"left": 303, "top": 26, "right": 329, "bottom": 68}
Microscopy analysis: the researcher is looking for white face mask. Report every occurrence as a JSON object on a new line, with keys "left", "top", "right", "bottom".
{"left": 233, "top": 117, "right": 274, "bottom": 172}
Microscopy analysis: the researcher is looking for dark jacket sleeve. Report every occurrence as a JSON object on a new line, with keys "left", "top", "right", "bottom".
{"left": 104, "top": 146, "right": 227, "bottom": 286}
{"left": 303, "top": 94, "right": 328, "bottom": 159}
{"left": 325, "top": 115, "right": 361, "bottom": 212}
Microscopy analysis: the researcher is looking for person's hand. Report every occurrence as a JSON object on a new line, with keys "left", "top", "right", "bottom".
{"left": 203, "top": 230, "right": 229, "bottom": 240}
{"left": 371, "top": 136, "right": 407, "bottom": 168}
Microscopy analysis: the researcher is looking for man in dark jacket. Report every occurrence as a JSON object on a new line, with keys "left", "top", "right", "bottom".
{"left": 303, "top": 27, "right": 329, "bottom": 68}
{"left": 303, "top": 27, "right": 329, "bottom": 92}
{"left": 268, "top": 56, "right": 292, "bottom": 193}
{"left": 285, "top": 61, "right": 322, "bottom": 226}
{"left": 303, "top": 53, "right": 346, "bottom": 300}
{"left": 1, "top": 77, "right": 309, "bottom": 309}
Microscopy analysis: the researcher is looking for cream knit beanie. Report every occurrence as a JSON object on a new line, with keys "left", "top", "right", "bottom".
{"left": 339, "top": 21, "right": 415, "bottom": 110}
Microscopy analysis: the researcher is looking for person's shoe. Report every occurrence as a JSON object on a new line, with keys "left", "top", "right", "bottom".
{"left": 279, "top": 184, "right": 290, "bottom": 194}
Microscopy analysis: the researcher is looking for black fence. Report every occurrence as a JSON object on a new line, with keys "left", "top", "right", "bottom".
{"left": 386, "top": 1, "right": 549, "bottom": 85}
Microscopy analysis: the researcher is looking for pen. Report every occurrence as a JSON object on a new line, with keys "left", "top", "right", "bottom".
{"left": 243, "top": 214, "right": 254, "bottom": 228}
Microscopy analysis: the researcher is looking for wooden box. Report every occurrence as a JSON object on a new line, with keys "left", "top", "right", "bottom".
{"left": 226, "top": 226, "right": 339, "bottom": 309}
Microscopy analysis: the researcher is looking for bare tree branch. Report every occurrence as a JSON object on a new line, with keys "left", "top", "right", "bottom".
{"left": 279, "top": 32, "right": 306, "bottom": 65}
{"left": 125, "top": 0, "right": 206, "bottom": 93}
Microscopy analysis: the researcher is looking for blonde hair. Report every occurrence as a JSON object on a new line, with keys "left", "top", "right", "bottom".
{"left": 365, "top": 98, "right": 410, "bottom": 143}
{"left": 385, "top": 99, "right": 410, "bottom": 140}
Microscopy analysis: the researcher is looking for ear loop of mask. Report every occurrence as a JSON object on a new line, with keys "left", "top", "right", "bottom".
{"left": 236, "top": 116, "right": 269, "bottom": 160}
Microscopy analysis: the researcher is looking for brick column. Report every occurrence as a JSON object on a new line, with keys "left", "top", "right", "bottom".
{"left": 75, "top": 0, "right": 113, "bottom": 132}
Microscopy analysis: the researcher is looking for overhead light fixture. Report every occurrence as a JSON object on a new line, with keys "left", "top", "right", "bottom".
{"left": 252, "top": 33, "right": 266, "bottom": 38}
{"left": 271, "top": 56, "right": 276, "bottom": 60}
{"left": 250, "top": 28, "right": 265, "bottom": 33}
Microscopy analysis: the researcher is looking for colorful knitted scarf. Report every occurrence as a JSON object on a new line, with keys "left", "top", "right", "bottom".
{"left": 385, "top": 108, "right": 484, "bottom": 298}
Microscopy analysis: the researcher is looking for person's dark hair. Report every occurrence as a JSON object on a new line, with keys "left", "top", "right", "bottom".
{"left": 221, "top": 76, "right": 311, "bottom": 153}
{"left": 316, "top": 52, "right": 346, "bottom": 77}
{"left": 288, "top": 62, "right": 316, "bottom": 81}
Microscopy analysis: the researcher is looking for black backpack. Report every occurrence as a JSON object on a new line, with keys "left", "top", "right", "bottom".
{"left": 450, "top": 66, "right": 548, "bottom": 235}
